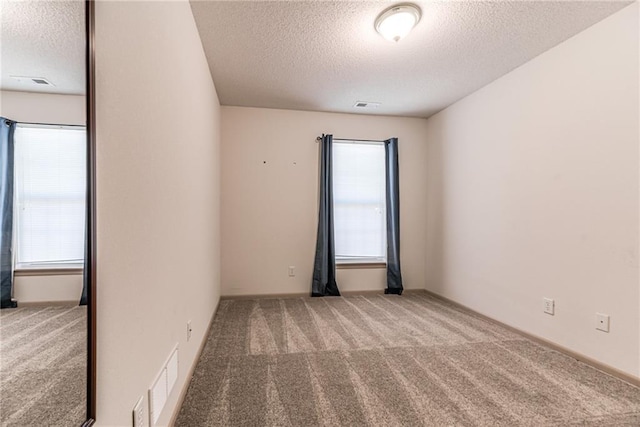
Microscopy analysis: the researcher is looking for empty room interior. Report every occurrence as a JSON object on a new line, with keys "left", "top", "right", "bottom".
{"left": 1, "top": 0, "right": 639, "bottom": 426}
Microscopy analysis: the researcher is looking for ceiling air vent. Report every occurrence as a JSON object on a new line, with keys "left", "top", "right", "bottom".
{"left": 10, "top": 76, "right": 55, "bottom": 87}
{"left": 354, "top": 101, "right": 381, "bottom": 109}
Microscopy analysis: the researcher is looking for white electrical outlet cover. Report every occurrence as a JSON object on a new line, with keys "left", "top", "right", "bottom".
{"left": 543, "top": 298, "right": 554, "bottom": 315}
{"left": 596, "top": 313, "right": 610, "bottom": 332}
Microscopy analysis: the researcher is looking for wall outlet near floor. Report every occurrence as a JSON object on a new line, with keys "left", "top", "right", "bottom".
{"left": 288, "top": 266, "right": 295, "bottom": 277}
{"left": 596, "top": 313, "right": 610, "bottom": 332}
{"left": 543, "top": 298, "right": 555, "bottom": 315}
{"left": 132, "top": 396, "right": 145, "bottom": 427}
{"left": 186, "top": 320, "right": 192, "bottom": 342}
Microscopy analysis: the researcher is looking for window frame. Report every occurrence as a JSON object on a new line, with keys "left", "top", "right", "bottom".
{"left": 332, "top": 139, "right": 387, "bottom": 267}
{"left": 12, "top": 122, "right": 87, "bottom": 271}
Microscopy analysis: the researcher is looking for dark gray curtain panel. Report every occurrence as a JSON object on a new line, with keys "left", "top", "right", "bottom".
{"left": 384, "top": 138, "right": 403, "bottom": 295}
{"left": 1, "top": 118, "right": 17, "bottom": 308}
{"left": 79, "top": 229, "right": 88, "bottom": 305}
{"left": 311, "top": 134, "right": 340, "bottom": 297}
{"left": 80, "top": 125, "right": 90, "bottom": 305}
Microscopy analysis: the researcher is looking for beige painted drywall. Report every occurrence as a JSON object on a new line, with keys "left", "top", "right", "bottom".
{"left": 95, "top": 1, "right": 221, "bottom": 425}
{"left": 0, "top": 90, "right": 85, "bottom": 125}
{"left": 425, "top": 3, "right": 639, "bottom": 376}
{"left": 221, "top": 106, "right": 429, "bottom": 296}
{"left": 1, "top": 90, "right": 86, "bottom": 303}
{"left": 13, "top": 274, "right": 83, "bottom": 304}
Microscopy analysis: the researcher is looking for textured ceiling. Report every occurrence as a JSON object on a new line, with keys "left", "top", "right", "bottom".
{"left": 191, "top": 0, "right": 631, "bottom": 118}
{"left": 1, "top": 0, "right": 85, "bottom": 95}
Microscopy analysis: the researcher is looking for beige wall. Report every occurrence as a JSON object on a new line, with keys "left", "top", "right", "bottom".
{"left": 0, "top": 90, "right": 85, "bottom": 125}
{"left": 13, "top": 274, "right": 83, "bottom": 304}
{"left": 1, "top": 90, "right": 86, "bottom": 303}
{"left": 95, "top": 1, "right": 221, "bottom": 425}
{"left": 425, "top": 4, "right": 639, "bottom": 376}
{"left": 221, "top": 106, "right": 429, "bottom": 296}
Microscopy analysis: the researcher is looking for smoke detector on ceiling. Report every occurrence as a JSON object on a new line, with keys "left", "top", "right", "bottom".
{"left": 354, "top": 101, "right": 381, "bottom": 109}
{"left": 10, "top": 76, "right": 55, "bottom": 87}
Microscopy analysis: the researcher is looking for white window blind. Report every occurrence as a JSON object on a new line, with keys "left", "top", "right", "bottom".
{"left": 14, "top": 124, "right": 86, "bottom": 268}
{"left": 333, "top": 141, "right": 386, "bottom": 262}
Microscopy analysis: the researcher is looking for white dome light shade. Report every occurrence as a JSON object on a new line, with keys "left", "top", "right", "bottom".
{"left": 375, "top": 4, "right": 421, "bottom": 42}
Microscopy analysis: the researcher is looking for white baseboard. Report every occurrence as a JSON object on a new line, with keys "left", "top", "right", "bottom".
{"left": 423, "top": 289, "right": 640, "bottom": 388}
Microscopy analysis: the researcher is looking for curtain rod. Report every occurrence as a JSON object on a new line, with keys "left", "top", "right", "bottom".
{"left": 2, "top": 119, "right": 83, "bottom": 128}
{"left": 315, "top": 136, "right": 386, "bottom": 143}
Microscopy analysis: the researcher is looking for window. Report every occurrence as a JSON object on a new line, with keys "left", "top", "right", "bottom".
{"left": 333, "top": 141, "right": 386, "bottom": 264}
{"left": 13, "top": 124, "right": 86, "bottom": 269}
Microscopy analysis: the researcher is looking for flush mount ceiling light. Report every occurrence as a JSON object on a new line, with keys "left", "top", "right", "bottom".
{"left": 375, "top": 4, "right": 421, "bottom": 42}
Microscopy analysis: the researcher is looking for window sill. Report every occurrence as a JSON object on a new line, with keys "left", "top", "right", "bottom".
{"left": 14, "top": 268, "right": 84, "bottom": 277}
{"left": 336, "top": 262, "right": 386, "bottom": 269}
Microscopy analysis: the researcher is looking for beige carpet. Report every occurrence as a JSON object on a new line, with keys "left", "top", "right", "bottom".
{"left": 176, "top": 293, "right": 640, "bottom": 426}
{"left": 0, "top": 306, "right": 87, "bottom": 427}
